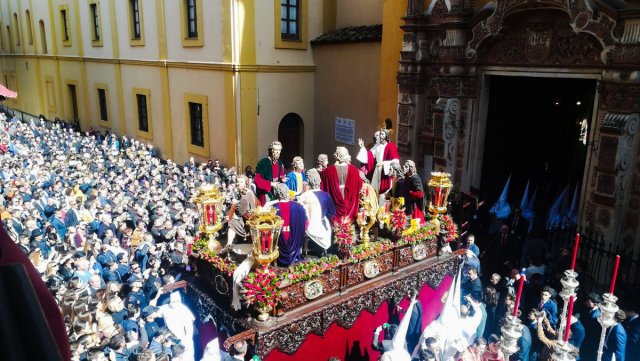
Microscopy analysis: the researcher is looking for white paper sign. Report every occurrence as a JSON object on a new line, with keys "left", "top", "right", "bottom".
{"left": 335, "top": 117, "right": 355, "bottom": 145}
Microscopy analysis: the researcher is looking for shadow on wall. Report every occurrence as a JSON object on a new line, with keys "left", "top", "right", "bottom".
{"left": 344, "top": 340, "right": 370, "bottom": 361}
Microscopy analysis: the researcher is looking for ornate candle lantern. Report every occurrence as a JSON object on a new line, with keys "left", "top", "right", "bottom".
{"left": 500, "top": 315, "right": 523, "bottom": 358}
{"left": 596, "top": 293, "right": 619, "bottom": 361}
{"left": 247, "top": 207, "right": 284, "bottom": 266}
{"left": 427, "top": 172, "right": 453, "bottom": 215}
{"left": 193, "top": 183, "right": 225, "bottom": 253}
{"left": 557, "top": 269, "right": 580, "bottom": 340}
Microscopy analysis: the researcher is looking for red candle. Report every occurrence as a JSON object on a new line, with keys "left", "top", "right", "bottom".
{"left": 609, "top": 255, "right": 620, "bottom": 294}
{"left": 513, "top": 272, "right": 525, "bottom": 317}
{"left": 564, "top": 296, "right": 575, "bottom": 342}
{"left": 570, "top": 233, "right": 580, "bottom": 270}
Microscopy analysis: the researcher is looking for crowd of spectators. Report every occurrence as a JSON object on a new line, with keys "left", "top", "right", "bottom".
{"left": 2, "top": 111, "right": 639, "bottom": 361}
{"left": 0, "top": 113, "right": 252, "bottom": 361}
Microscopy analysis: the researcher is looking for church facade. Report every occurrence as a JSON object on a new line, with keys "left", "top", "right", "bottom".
{"left": 395, "top": 0, "right": 640, "bottom": 252}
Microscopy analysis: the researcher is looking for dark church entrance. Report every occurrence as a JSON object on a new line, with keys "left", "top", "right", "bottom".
{"left": 480, "top": 76, "right": 597, "bottom": 227}
{"left": 278, "top": 113, "right": 304, "bottom": 170}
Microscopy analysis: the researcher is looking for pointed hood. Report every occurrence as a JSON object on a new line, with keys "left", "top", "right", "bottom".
{"left": 490, "top": 174, "right": 512, "bottom": 220}
{"left": 520, "top": 180, "right": 530, "bottom": 210}
{"left": 546, "top": 185, "right": 569, "bottom": 228}
{"left": 567, "top": 183, "right": 580, "bottom": 225}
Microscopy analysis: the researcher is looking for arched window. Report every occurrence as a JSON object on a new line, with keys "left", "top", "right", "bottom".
{"left": 25, "top": 10, "right": 33, "bottom": 45}
{"left": 13, "top": 13, "right": 20, "bottom": 46}
{"left": 39, "top": 20, "right": 47, "bottom": 54}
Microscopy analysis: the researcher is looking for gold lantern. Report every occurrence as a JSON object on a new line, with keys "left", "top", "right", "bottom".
{"left": 193, "top": 183, "right": 225, "bottom": 253}
{"left": 357, "top": 185, "right": 378, "bottom": 248}
{"left": 428, "top": 172, "right": 453, "bottom": 215}
{"left": 247, "top": 207, "right": 284, "bottom": 266}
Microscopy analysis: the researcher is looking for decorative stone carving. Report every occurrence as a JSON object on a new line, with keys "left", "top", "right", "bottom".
{"left": 598, "top": 81, "right": 640, "bottom": 114}
{"left": 466, "top": 0, "right": 618, "bottom": 63}
{"left": 477, "top": 15, "right": 602, "bottom": 66}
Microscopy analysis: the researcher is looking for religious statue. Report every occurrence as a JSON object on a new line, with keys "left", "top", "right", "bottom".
{"left": 285, "top": 156, "right": 307, "bottom": 198}
{"left": 271, "top": 183, "right": 308, "bottom": 266}
{"left": 316, "top": 154, "right": 328, "bottom": 173}
{"left": 226, "top": 175, "right": 257, "bottom": 247}
{"left": 320, "top": 147, "right": 363, "bottom": 222}
{"left": 254, "top": 141, "right": 286, "bottom": 205}
{"left": 357, "top": 129, "right": 400, "bottom": 203}
{"left": 298, "top": 169, "right": 336, "bottom": 251}
{"left": 396, "top": 160, "right": 425, "bottom": 223}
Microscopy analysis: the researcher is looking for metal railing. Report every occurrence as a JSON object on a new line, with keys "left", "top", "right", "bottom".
{"left": 546, "top": 226, "right": 638, "bottom": 298}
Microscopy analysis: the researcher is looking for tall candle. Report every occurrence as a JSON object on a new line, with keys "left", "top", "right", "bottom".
{"left": 564, "top": 296, "right": 575, "bottom": 343}
{"left": 609, "top": 255, "right": 620, "bottom": 294}
{"left": 513, "top": 271, "right": 525, "bottom": 317}
{"left": 570, "top": 233, "right": 580, "bottom": 270}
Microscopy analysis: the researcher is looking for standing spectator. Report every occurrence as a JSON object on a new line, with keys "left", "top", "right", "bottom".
{"left": 467, "top": 234, "right": 480, "bottom": 257}
{"left": 581, "top": 293, "right": 603, "bottom": 361}
{"left": 623, "top": 303, "right": 640, "bottom": 361}
{"left": 602, "top": 310, "right": 627, "bottom": 361}
{"left": 462, "top": 267, "right": 483, "bottom": 302}
{"left": 536, "top": 286, "right": 558, "bottom": 329}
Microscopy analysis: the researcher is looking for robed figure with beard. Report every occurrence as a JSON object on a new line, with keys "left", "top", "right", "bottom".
{"left": 357, "top": 129, "right": 399, "bottom": 199}
{"left": 254, "top": 141, "right": 286, "bottom": 205}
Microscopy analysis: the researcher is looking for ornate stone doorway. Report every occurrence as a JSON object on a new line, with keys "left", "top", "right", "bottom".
{"left": 476, "top": 75, "right": 597, "bottom": 221}
{"left": 397, "top": 0, "right": 640, "bottom": 248}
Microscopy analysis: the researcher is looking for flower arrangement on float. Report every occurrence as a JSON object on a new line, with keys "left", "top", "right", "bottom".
{"left": 350, "top": 239, "right": 394, "bottom": 263}
{"left": 243, "top": 265, "right": 280, "bottom": 310}
{"left": 440, "top": 214, "right": 458, "bottom": 242}
{"left": 388, "top": 210, "right": 408, "bottom": 237}
{"left": 191, "top": 235, "right": 238, "bottom": 277}
{"left": 333, "top": 217, "right": 356, "bottom": 258}
{"left": 279, "top": 255, "right": 341, "bottom": 287}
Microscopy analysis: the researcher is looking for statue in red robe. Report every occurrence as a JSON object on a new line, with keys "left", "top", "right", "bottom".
{"left": 357, "top": 129, "right": 400, "bottom": 198}
{"left": 254, "top": 141, "right": 286, "bottom": 205}
{"left": 396, "top": 160, "right": 425, "bottom": 223}
{"left": 320, "top": 147, "right": 363, "bottom": 222}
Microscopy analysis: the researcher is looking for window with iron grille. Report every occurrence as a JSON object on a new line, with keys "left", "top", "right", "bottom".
{"left": 186, "top": 0, "right": 198, "bottom": 38}
{"left": 280, "top": 0, "right": 299, "bottom": 40}
{"left": 137, "top": 94, "right": 149, "bottom": 132}
{"left": 60, "top": 9, "right": 69, "bottom": 41}
{"left": 189, "top": 102, "right": 204, "bottom": 147}
{"left": 130, "top": 0, "right": 141, "bottom": 40}
{"left": 98, "top": 89, "right": 108, "bottom": 121}
{"left": 90, "top": 4, "right": 100, "bottom": 41}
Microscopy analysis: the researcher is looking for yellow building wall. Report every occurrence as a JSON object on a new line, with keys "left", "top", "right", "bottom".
{"left": 163, "top": 0, "right": 224, "bottom": 62}
{"left": 167, "top": 68, "right": 229, "bottom": 164}
{"left": 336, "top": 0, "right": 383, "bottom": 28}
{"left": 313, "top": 42, "right": 382, "bottom": 160}
{"left": 256, "top": 72, "right": 315, "bottom": 168}
{"left": 79, "top": 0, "right": 116, "bottom": 58}
{"left": 113, "top": 0, "right": 159, "bottom": 60}
{"left": 84, "top": 62, "right": 117, "bottom": 130}
{"left": 120, "top": 65, "right": 166, "bottom": 153}
{"left": 253, "top": 0, "right": 321, "bottom": 65}
{"left": 377, "top": 0, "right": 408, "bottom": 135}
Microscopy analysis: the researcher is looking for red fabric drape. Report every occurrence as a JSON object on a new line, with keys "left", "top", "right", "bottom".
{"left": 265, "top": 275, "right": 453, "bottom": 361}
{"left": 0, "top": 218, "right": 71, "bottom": 360}
{"left": 320, "top": 164, "right": 362, "bottom": 222}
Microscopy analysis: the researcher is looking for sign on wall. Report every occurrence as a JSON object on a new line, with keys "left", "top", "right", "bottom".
{"left": 335, "top": 117, "right": 355, "bottom": 145}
